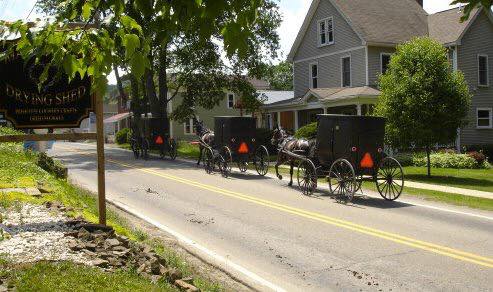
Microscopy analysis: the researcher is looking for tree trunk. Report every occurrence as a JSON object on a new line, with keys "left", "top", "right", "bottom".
{"left": 113, "top": 64, "right": 126, "bottom": 111}
{"left": 426, "top": 145, "right": 431, "bottom": 178}
{"left": 145, "top": 68, "right": 160, "bottom": 118}
{"left": 158, "top": 46, "right": 170, "bottom": 135}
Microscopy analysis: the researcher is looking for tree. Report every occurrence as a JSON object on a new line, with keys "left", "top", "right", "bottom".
{"left": 374, "top": 37, "right": 471, "bottom": 177}
{"left": 451, "top": 0, "right": 493, "bottom": 21}
{"left": 265, "top": 61, "right": 293, "bottom": 91}
{"left": 2, "top": 0, "right": 280, "bottom": 132}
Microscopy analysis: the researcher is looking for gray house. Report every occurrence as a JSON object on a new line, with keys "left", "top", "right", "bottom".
{"left": 262, "top": 0, "right": 493, "bottom": 149}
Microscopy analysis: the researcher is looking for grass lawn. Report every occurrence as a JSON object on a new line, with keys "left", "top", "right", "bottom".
{"left": 0, "top": 260, "right": 176, "bottom": 292}
{"left": 403, "top": 166, "right": 493, "bottom": 193}
{"left": 0, "top": 138, "right": 222, "bottom": 291}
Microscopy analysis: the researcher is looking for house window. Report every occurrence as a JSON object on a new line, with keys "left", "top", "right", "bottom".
{"left": 341, "top": 56, "right": 351, "bottom": 87}
{"left": 227, "top": 93, "right": 235, "bottom": 109}
{"left": 381, "top": 53, "right": 391, "bottom": 74}
{"left": 184, "top": 117, "right": 198, "bottom": 135}
{"left": 317, "top": 17, "right": 334, "bottom": 46}
{"left": 309, "top": 63, "right": 318, "bottom": 89}
{"left": 477, "top": 108, "right": 492, "bottom": 129}
{"left": 478, "top": 55, "right": 489, "bottom": 86}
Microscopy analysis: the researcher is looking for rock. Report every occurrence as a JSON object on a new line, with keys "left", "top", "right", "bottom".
{"left": 104, "top": 238, "right": 120, "bottom": 248}
{"left": 0, "top": 285, "right": 7, "bottom": 292}
{"left": 181, "top": 277, "right": 194, "bottom": 285}
{"left": 80, "top": 223, "right": 114, "bottom": 234}
{"left": 37, "top": 184, "right": 53, "bottom": 194}
{"left": 159, "top": 265, "right": 169, "bottom": 276}
{"left": 149, "top": 258, "right": 161, "bottom": 275}
{"left": 25, "top": 188, "right": 42, "bottom": 197}
{"left": 84, "top": 242, "right": 97, "bottom": 251}
{"left": 137, "top": 263, "right": 147, "bottom": 274}
{"left": 68, "top": 241, "right": 84, "bottom": 251}
{"left": 151, "top": 275, "right": 163, "bottom": 284}
{"left": 167, "top": 268, "right": 183, "bottom": 282}
{"left": 108, "top": 257, "right": 123, "bottom": 267}
{"left": 91, "top": 259, "right": 109, "bottom": 268}
{"left": 174, "top": 279, "right": 200, "bottom": 292}
{"left": 64, "top": 231, "right": 79, "bottom": 238}
{"left": 112, "top": 245, "right": 128, "bottom": 252}
{"left": 77, "top": 228, "right": 92, "bottom": 240}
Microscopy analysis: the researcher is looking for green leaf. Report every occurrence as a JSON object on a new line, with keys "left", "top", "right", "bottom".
{"left": 62, "top": 54, "right": 79, "bottom": 79}
{"left": 130, "top": 51, "right": 146, "bottom": 78}
{"left": 123, "top": 34, "right": 140, "bottom": 58}
{"left": 121, "top": 15, "right": 142, "bottom": 34}
{"left": 82, "top": 2, "right": 93, "bottom": 21}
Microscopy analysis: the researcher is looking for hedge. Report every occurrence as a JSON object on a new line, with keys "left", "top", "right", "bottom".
{"left": 294, "top": 122, "right": 317, "bottom": 139}
{"left": 115, "top": 128, "right": 131, "bottom": 145}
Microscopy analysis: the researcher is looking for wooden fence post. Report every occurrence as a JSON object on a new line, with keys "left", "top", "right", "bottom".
{"left": 95, "top": 93, "right": 106, "bottom": 225}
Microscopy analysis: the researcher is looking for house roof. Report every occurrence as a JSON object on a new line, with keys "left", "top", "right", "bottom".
{"left": 247, "top": 78, "right": 270, "bottom": 90}
{"left": 428, "top": 6, "right": 480, "bottom": 45}
{"left": 288, "top": 0, "right": 429, "bottom": 60}
{"left": 258, "top": 90, "right": 294, "bottom": 105}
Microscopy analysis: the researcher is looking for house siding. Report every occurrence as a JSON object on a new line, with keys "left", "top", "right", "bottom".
{"left": 294, "top": 47, "right": 366, "bottom": 97}
{"left": 457, "top": 11, "right": 493, "bottom": 146}
{"left": 367, "top": 46, "right": 396, "bottom": 87}
{"left": 170, "top": 92, "right": 243, "bottom": 141}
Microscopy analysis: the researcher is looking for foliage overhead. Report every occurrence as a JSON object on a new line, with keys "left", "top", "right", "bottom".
{"left": 375, "top": 37, "right": 471, "bottom": 150}
{"left": 450, "top": 0, "right": 493, "bottom": 21}
{"left": 0, "top": 0, "right": 281, "bottom": 121}
{"left": 264, "top": 61, "right": 293, "bottom": 91}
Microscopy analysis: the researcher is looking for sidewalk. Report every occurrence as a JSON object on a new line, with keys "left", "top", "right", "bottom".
{"left": 405, "top": 181, "right": 493, "bottom": 200}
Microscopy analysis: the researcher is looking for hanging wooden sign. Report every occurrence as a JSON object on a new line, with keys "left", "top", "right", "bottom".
{"left": 0, "top": 48, "right": 93, "bottom": 129}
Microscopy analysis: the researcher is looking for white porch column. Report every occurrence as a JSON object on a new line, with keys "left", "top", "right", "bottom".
{"left": 294, "top": 110, "right": 299, "bottom": 130}
{"left": 277, "top": 112, "right": 281, "bottom": 128}
{"left": 356, "top": 104, "right": 362, "bottom": 116}
{"left": 323, "top": 107, "right": 327, "bottom": 114}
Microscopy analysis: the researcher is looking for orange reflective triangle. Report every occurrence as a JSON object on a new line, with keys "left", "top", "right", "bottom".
{"left": 360, "top": 152, "right": 374, "bottom": 168}
{"left": 155, "top": 136, "right": 164, "bottom": 145}
{"left": 238, "top": 142, "right": 249, "bottom": 154}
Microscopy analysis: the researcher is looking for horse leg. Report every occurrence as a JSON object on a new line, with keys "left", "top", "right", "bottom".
{"left": 275, "top": 154, "right": 283, "bottom": 180}
{"left": 288, "top": 160, "right": 294, "bottom": 186}
{"left": 197, "top": 146, "right": 203, "bottom": 165}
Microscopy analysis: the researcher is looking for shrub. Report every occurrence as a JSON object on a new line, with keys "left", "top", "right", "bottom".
{"left": 467, "top": 151, "right": 486, "bottom": 165}
{"left": 115, "top": 128, "right": 131, "bottom": 145}
{"left": 36, "top": 152, "right": 68, "bottom": 179}
{"left": 412, "top": 152, "right": 489, "bottom": 169}
{"left": 464, "top": 145, "right": 493, "bottom": 162}
{"left": 393, "top": 152, "right": 415, "bottom": 167}
{"left": 294, "top": 122, "right": 317, "bottom": 139}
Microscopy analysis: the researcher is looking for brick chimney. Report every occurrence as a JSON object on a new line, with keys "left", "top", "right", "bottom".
{"left": 415, "top": 0, "right": 423, "bottom": 7}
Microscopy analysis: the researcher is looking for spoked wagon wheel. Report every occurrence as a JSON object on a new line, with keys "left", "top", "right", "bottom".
{"left": 328, "top": 159, "right": 357, "bottom": 203}
{"left": 141, "top": 138, "right": 150, "bottom": 160}
{"left": 376, "top": 157, "right": 404, "bottom": 201}
{"left": 221, "top": 146, "right": 232, "bottom": 174}
{"left": 168, "top": 139, "right": 177, "bottom": 160}
{"left": 217, "top": 155, "right": 230, "bottom": 178}
{"left": 237, "top": 156, "right": 248, "bottom": 172}
{"left": 297, "top": 160, "right": 317, "bottom": 196}
{"left": 254, "top": 146, "right": 270, "bottom": 176}
{"left": 204, "top": 148, "right": 215, "bottom": 174}
{"left": 159, "top": 144, "right": 166, "bottom": 159}
{"left": 130, "top": 139, "right": 140, "bottom": 159}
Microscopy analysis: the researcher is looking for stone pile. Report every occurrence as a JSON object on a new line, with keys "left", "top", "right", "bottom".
{"left": 0, "top": 201, "right": 200, "bottom": 291}
{"left": 64, "top": 218, "right": 200, "bottom": 291}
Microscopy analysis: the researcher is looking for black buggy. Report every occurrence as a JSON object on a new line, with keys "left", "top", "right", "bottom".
{"left": 201, "top": 116, "right": 270, "bottom": 177}
{"left": 129, "top": 116, "right": 177, "bottom": 160}
{"left": 295, "top": 115, "right": 404, "bottom": 202}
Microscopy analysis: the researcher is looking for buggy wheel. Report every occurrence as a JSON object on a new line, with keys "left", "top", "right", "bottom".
{"left": 130, "top": 139, "right": 140, "bottom": 159}
{"left": 354, "top": 175, "right": 363, "bottom": 193}
{"left": 376, "top": 157, "right": 404, "bottom": 201}
{"left": 217, "top": 155, "right": 230, "bottom": 178}
{"left": 142, "top": 139, "right": 150, "bottom": 160}
{"left": 254, "top": 146, "right": 270, "bottom": 176}
{"left": 204, "top": 148, "right": 215, "bottom": 174}
{"left": 168, "top": 139, "right": 177, "bottom": 160}
{"left": 297, "top": 160, "right": 317, "bottom": 196}
{"left": 328, "top": 159, "right": 356, "bottom": 203}
{"left": 221, "top": 146, "right": 233, "bottom": 174}
{"left": 237, "top": 156, "right": 248, "bottom": 172}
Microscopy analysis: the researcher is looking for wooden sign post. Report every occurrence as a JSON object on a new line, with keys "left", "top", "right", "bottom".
{"left": 0, "top": 46, "right": 107, "bottom": 225}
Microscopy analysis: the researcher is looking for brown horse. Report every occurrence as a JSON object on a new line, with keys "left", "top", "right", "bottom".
{"left": 194, "top": 120, "right": 215, "bottom": 165}
{"left": 271, "top": 127, "right": 315, "bottom": 186}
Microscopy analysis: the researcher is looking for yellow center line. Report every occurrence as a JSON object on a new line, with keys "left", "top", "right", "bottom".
{"left": 59, "top": 145, "right": 493, "bottom": 268}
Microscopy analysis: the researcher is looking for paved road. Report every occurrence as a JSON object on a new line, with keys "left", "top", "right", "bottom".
{"left": 50, "top": 142, "right": 493, "bottom": 291}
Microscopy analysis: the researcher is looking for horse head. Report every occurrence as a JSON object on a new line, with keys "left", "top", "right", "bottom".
{"left": 193, "top": 119, "right": 205, "bottom": 135}
{"left": 271, "top": 127, "right": 288, "bottom": 146}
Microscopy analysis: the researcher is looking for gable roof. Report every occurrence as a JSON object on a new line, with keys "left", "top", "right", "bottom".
{"left": 288, "top": 0, "right": 428, "bottom": 60}
{"left": 258, "top": 90, "right": 294, "bottom": 105}
{"left": 428, "top": 7, "right": 481, "bottom": 45}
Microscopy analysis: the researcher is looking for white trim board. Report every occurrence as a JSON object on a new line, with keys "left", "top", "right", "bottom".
{"left": 293, "top": 46, "right": 365, "bottom": 64}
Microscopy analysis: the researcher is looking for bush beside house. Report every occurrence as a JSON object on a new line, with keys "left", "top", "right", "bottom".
{"left": 395, "top": 151, "right": 490, "bottom": 169}
{"left": 294, "top": 122, "right": 317, "bottom": 139}
{"left": 115, "top": 128, "right": 131, "bottom": 145}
